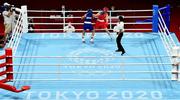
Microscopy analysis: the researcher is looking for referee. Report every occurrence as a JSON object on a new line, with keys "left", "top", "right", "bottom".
{"left": 114, "top": 15, "right": 125, "bottom": 55}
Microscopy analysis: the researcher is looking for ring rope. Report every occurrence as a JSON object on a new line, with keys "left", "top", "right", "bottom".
{"left": 158, "top": 24, "right": 171, "bottom": 54}
{"left": 0, "top": 71, "right": 6, "bottom": 76}
{"left": 0, "top": 63, "right": 6, "bottom": 68}
{"left": 27, "top": 9, "right": 153, "bottom": 13}
{"left": 158, "top": 19, "right": 173, "bottom": 49}
{"left": 29, "top": 29, "right": 152, "bottom": 31}
{"left": 158, "top": 25, "right": 171, "bottom": 51}
{"left": 7, "top": 14, "right": 23, "bottom": 48}
{"left": 9, "top": 63, "right": 174, "bottom": 66}
{"left": 28, "top": 22, "right": 152, "bottom": 25}
{"left": 158, "top": 23, "right": 173, "bottom": 62}
{"left": 11, "top": 55, "right": 175, "bottom": 58}
{"left": 28, "top": 16, "right": 153, "bottom": 19}
{"left": 10, "top": 78, "right": 174, "bottom": 81}
{"left": 158, "top": 11, "right": 176, "bottom": 47}
{"left": 8, "top": 71, "right": 177, "bottom": 74}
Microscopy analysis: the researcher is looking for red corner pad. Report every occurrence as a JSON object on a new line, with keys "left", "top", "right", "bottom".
{"left": 0, "top": 83, "right": 30, "bottom": 93}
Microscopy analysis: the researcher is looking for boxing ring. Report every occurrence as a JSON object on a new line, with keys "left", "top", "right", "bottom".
{"left": 0, "top": 5, "right": 180, "bottom": 99}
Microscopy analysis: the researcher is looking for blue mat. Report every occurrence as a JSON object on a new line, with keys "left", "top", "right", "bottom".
{"left": 0, "top": 32, "right": 180, "bottom": 100}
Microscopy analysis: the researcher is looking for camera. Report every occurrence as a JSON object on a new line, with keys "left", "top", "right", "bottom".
{"left": 10, "top": 5, "right": 16, "bottom": 12}
{"left": 2, "top": 2, "right": 10, "bottom": 11}
{"left": 2, "top": 3, "right": 16, "bottom": 12}
{"left": 1, "top": 3, "right": 21, "bottom": 13}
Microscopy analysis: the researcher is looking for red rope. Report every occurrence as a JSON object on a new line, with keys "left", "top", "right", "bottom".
{"left": 0, "top": 63, "right": 6, "bottom": 68}
{"left": 0, "top": 71, "right": 6, "bottom": 76}
{"left": 0, "top": 79, "right": 6, "bottom": 83}
{"left": 0, "top": 55, "right": 6, "bottom": 60}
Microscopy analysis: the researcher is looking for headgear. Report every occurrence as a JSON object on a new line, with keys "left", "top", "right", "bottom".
{"left": 103, "top": 7, "right": 109, "bottom": 12}
{"left": 118, "top": 15, "right": 124, "bottom": 21}
{"left": 87, "top": 9, "right": 93, "bottom": 14}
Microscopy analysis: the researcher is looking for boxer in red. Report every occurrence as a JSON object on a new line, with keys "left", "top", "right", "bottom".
{"left": 95, "top": 7, "right": 112, "bottom": 40}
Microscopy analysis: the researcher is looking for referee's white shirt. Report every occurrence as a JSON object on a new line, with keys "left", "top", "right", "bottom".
{"left": 113, "top": 22, "right": 124, "bottom": 32}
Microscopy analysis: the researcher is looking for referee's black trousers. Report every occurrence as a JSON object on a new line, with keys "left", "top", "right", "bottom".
{"left": 116, "top": 32, "right": 125, "bottom": 52}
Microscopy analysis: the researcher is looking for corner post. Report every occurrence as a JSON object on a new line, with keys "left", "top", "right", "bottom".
{"left": 152, "top": 5, "right": 159, "bottom": 32}
{"left": 165, "top": 4, "right": 170, "bottom": 30}
{"left": 5, "top": 48, "right": 13, "bottom": 82}
{"left": 21, "top": 6, "right": 28, "bottom": 33}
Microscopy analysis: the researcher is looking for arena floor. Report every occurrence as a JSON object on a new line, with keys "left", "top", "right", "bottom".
{"left": 0, "top": 32, "right": 180, "bottom": 100}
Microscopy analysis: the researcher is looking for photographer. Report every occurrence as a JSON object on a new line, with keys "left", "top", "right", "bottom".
{"left": 28, "top": 18, "right": 34, "bottom": 33}
{"left": 64, "top": 22, "right": 75, "bottom": 33}
{"left": 1, "top": 3, "right": 17, "bottom": 43}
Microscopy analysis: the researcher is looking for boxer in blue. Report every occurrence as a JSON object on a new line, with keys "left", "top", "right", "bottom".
{"left": 81, "top": 9, "right": 95, "bottom": 43}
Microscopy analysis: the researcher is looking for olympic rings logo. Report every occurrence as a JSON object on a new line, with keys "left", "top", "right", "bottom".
{"left": 67, "top": 48, "right": 116, "bottom": 64}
